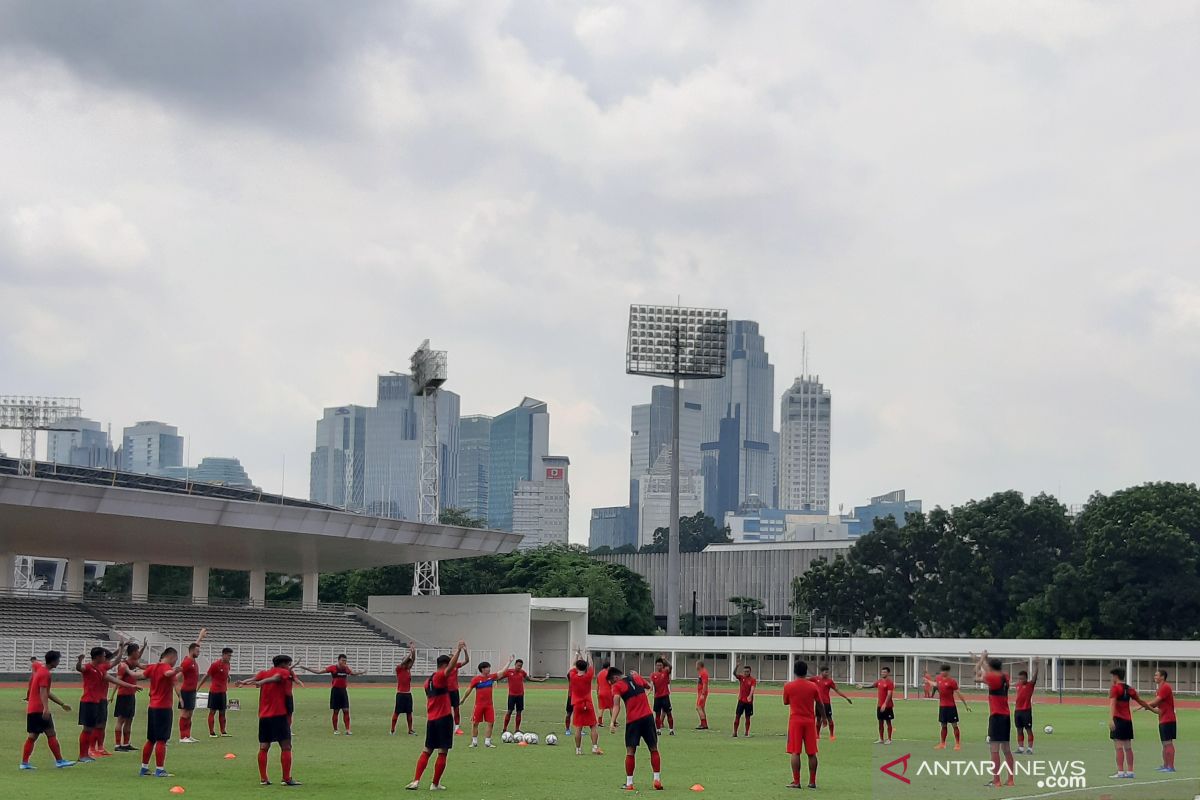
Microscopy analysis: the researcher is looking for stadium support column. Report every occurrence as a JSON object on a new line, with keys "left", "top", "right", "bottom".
{"left": 302, "top": 571, "right": 319, "bottom": 610}
{"left": 191, "top": 564, "right": 209, "bottom": 605}
{"left": 132, "top": 561, "right": 150, "bottom": 603}
{"left": 0, "top": 552, "right": 12, "bottom": 591}
{"left": 65, "top": 557, "right": 85, "bottom": 598}
{"left": 249, "top": 569, "right": 266, "bottom": 608}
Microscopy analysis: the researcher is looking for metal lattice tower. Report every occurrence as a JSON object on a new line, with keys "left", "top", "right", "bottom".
{"left": 409, "top": 341, "right": 448, "bottom": 596}
{"left": 0, "top": 396, "right": 82, "bottom": 476}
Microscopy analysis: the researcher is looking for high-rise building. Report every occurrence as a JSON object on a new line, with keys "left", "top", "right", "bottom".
{"left": 637, "top": 447, "right": 704, "bottom": 548}
{"left": 778, "top": 375, "right": 832, "bottom": 511}
{"left": 683, "top": 319, "right": 775, "bottom": 521}
{"left": 456, "top": 415, "right": 492, "bottom": 523}
{"left": 120, "top": 421, "right": 183, "bottom": 476}
{"left": 46, "top": 417, "right": 113, "bottom": 468}
{"left": 588, "top": 506, "right": 638, "bottom": 551}
{"left": 310, "top": 405, "right": 368, "bottom": 509}
{"left": 629, "top": 385, "right": 702, "bottom": 506}
{"left": 163, "top": 457, "right": 255, "bottom": 489}
{"left": 846, "top": 490, "right": 921, "bottom": 536}
{"left": 487, "top": 397, "right": 549, "bottom": 531}
{"left": 512, "top": 455, "right": 570, "bottom": 549}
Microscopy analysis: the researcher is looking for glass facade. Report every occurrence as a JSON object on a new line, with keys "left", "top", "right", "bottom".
{"left": 487, "top": 398, "right": 549, "bottom": 532}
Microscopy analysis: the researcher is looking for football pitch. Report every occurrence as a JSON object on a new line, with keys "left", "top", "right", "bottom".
{"left": 2, "top": 685, "right": 1195, "bottom": 799}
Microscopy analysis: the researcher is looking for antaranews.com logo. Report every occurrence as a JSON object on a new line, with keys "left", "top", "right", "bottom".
{"left": 880, "top": 753, "right": 1088, "bottom": 790}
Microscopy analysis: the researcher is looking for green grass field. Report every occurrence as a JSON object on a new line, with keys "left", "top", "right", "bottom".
{"left": 3, "top": 685, "right": 1196, "bottom": 799}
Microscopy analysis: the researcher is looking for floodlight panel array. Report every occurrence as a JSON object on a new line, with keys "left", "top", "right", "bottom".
{"left": 0, "top": 396, "right": 82, "bottom": 428}
{"left": 626, "top": 305, "right": 728, "bottom": 379}
{"left": 410, "top": 341, "right": 448, "bottom": 394}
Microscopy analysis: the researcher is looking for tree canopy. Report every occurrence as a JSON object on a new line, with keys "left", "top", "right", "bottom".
{"left": 642, "top": 511, "right": 731, "bottom": 553}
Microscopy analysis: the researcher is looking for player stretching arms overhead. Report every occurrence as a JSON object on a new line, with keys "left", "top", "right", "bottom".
{"left": 651, "top": 656, "right": 674, "bottom": 735}
{"left": 733, "top": 662, "right": 756, "bottom": 737}
{"left": 1108, "top": 666, "right": 1154, "bottom": 779}
{"left": 1147, "top": 668, "right": 1177, "bottom": 773}
{"left": 197, "top": 647, "right": 234, "bottom": 738}
{"left": 784, "top": 660, "right": 827, "bottom": 789}
{"left": 810, "top": 664, "right": 852, "bottom": 741}
{"left": 871, "top": 666, "right": 895, "bottom": 744}
{"left": 75, "top": 646, "right": 138, "bottom": 762}
{"left": 933, "top": 664, "right": 969, "bottom": 751}
{"left": 448, "top": 643, "right": 471, "bottom": 735}
{"left": 238, "top": 655, "right": 301, "bottom": 786}
{"left": 391, "top": 643, "right": 417, "bottom": 736}
{"left": 607, "top": 666, "right": 663, "bottom": 791}
{"left": 20, "top": 650, "right": 75, "bottom": 770}
{"left": 568, "top": 648, "right": 603, "bottom": 755}
{"left": 176, "top": 628, "right": 208, "bottom": 743}
{"left": 462, "top": 660, "right": 501, "bottom": 748}
{"left": 1014, "top": 661, "right": 1039, "bottom": 754}
{"left": 976, "top": 652, "right": 1014, "bottom": 788}
{"left": 499, "top": 657, "right": 547, "bottom": 734}
{"left": 597, "top": 660, "right": 615, "bottom": 727}
{"left": 694, "top": 660, "right": 710, "bottom": 730}
{"left": 407, "top": 640, "right": 467, "bottom": 791}
{"left": 298, "top": 654, "right": 364, "bottom": 734}
{"left": 140, "top": 647, "right": 181, "bottom": 778}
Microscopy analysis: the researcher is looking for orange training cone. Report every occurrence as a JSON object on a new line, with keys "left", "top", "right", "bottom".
{"left": 170, "top": 787, "right": 186, "bottom": 794}
{"left": 224, "top": 753, "right": 237, "bottom": 760}
{"left": 690, "top": 785, "right": 705, "bottom": 792}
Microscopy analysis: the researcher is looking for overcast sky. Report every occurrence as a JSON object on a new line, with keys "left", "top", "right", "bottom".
{"left": 2, "top": 1, "right": 1199, "bottom": 541}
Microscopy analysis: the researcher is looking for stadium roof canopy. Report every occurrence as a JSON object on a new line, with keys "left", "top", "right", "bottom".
{"left": 0, "top": 467, "right": 521, "bottom": 573}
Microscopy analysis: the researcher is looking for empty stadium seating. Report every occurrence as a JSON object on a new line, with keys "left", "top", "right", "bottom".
{"left": 0, "top": 595, "right": 110, "bottom": 640}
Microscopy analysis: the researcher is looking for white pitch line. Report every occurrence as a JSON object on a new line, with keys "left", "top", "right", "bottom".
{"left": 1003, "top": 776, "right": 1195, "bottom": 800}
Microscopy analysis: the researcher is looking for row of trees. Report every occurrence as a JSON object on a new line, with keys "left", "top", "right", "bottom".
{"left": 590, "top": 511, "right": 732, "bottom": 554}
{"left": 793, "top": 482, "right": 1200, "bottom": 640}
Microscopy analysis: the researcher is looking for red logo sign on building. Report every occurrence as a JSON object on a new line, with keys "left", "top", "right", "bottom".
{"left": 546, "top": 468, "right": 564, "bottom": 480}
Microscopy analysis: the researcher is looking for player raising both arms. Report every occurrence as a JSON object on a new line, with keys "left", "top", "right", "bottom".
{"left": 408, "top": 640, "right": 466, "bottom": 791}
{"left": 871, "top": 666, "right": 895, "bottom": 744}
{"left": 810, "top": 664, "right": 852, "bottom": 741}
{"left": 695, "top": 660, "right": 710, "bottom": 730}
{"left": 298, "top": 654, "right": 364, "bottom": 734}
{"left": 1014, "top": 661, "right": 1039, "bottom": 754}
{"left": 568, "top": 648, "right": 603, "bottom": 756}
{"left": 197, "top": 647, "right": 233, "bottom": 738}
{"left": 607, "top": 666, "right": 663, "bottom": 791}
{"left": 20, "top": 650, "right": 74, "bottom": 770}
{"left": 784, "top": 660, "right": 826, "bottom": 789}
{"left": 733, "top": 661, "right": 756, "bottom": 737}
{"left": 462, "top": 660, "right": 501, "bottom": 748}
{"left": 597, "top": 660, "right": 614, "bottom": 727}
{"left": 111, "top": 640, "right": 146, "bottom": 752}
{"left": 448, "top": 643, "right": 471, "bottom": 735}
{"left": 140, "top": 647, "right": 181, "bottom": 778}
{"left": 1108, "top": 666, "right": 1154, "bottom": 779}
{"left": 933, "top": 664, "right": 969, "bottom": 751}
{"left": 392, "top": 643, "right": 417, "bottom": 736}
{"left": 498, "top": 657, "right": 547, "bottom": 734}
{"left": 75, "top": 646, "right": 138, "bottom": 762}
{"left": 976, "top": 652, "right": 1014, "bottom": 788}
{"left": 1147, "top": 668, "right": 1177, "bottom": 773}
{"left": 651, "top": 656, "right": 674, "bottom": 735}
{"left": 176, "top": 628, "right": 208, "bottom": 743}
{"left": 238, "top": 655, "right": 301, "bottom": 786}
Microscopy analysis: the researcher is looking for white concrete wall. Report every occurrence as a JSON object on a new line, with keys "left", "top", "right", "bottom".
{"left": 530, "top": 620, "right": 570, "bottom": 677}
{"left": 368, "top": 594, "right": 531, "bottom": 669}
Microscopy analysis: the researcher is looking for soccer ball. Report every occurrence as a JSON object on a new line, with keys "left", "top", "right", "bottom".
{"left": 546, "top": 734, "right": 558, "bottom": 746}
{"left": 501, "top": 731, "right": 514, "bottom": 743}
{"left": 526, "top": 733, "right": 539, "bottom": 745}
{"left": 1043, "top": 725, "right": 1054, "bottom": 735}
{"left": 513, "top": 731, "right": 523, "bottom": 742}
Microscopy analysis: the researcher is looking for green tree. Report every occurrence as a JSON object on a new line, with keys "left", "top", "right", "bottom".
{"left": 727, "top": 595, "right": 764, "bottom": 636}
{"left": 644, "top": 512, "right": 732, "bottom": 553}
{"left": 439, "top": 507, "right": 487, "bottom": 528}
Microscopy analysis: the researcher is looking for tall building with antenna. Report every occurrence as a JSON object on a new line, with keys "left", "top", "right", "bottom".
{"left": 778, "top": 372, "right": 832, "bottom": 512}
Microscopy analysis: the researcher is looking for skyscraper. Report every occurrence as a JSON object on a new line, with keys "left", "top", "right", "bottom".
{"left": 637, "top": 447, "right": 704, "bottom": 548}
{"left": 487, "top": 397, "right": 549, "bottom": 531}
{"left": 120, "top": 421, "right": 183, "bottom": 476}
{"left": 629, "top": 385, "right": 702, "bottom": 504}
{"left": 310, "top": 405, "right": 368, "bottom": 509}
{"left": 46, "top": 417, "right": 113, "bottom": 468}
{"left": 778, "top": 375, "right": 832, "bottom": 511}
{"left": 683, "top": 320, "right": 775, "bottom": 521}
{"left": 456, "top": 415, "right": 492, "bottom": 522}
{"left": 512, "top": 454, "right": 569, "bottom": 549}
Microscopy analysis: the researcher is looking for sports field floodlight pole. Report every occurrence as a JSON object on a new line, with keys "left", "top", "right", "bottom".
{"left": 626, "top": 305, "right": 728, "bottom": 636}
{"left": 410, "top": 340, "right": 448, "bottom": 596}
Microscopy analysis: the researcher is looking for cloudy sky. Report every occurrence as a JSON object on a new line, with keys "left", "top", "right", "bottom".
{"left": 2, "top": 0, "right": 1199, "bottom": 540}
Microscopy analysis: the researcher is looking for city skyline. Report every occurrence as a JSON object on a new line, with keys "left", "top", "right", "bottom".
{"left": 4, "top": 3, "right": 1198, "bottom": 541}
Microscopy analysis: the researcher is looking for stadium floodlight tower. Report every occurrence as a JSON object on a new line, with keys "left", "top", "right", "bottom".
{"left": 410, "top": 339, "right": 448, "bottom": 596}
{"left": 626, "top": 305, "right": 727, "bottom": 635}
{"left": 0, "top": 395, "right": 82, "bottom": 476}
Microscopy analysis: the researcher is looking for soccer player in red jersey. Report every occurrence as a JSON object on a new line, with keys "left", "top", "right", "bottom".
{"left": 976, "top": 652, "right": 1015, "bottom": 787}
{"left": 74, "top": 646, "right": 138, "bottom": 762}
{"left": 20, "top": 650, "right": 74, "bottom": 770}
{"left": 1147, "top": 668, "right": 1177, "bottom": 773}
{"left": 112, "top": 641, "right": 145, "bottom": 752}
{"left": 932, "top": 664, "right": 969, "bottom": 751}
{"left": 282, "top": 664, "right": 303, "bottom": 731}
{"left": 498, "top": 656, "right": 547, "bottom": 733}
{"left": 462, "top": 660, "right": 500, "bottom": 748}
{"left": 176, "top": 628, "right": 208, "bottom": 743}
{"left": 1107, "top": 666, "right": 1154, "bottom": 779}
{"left": 140, "top": 647, "right": 181, "bottom": 778}
{"left": 871, "top": 666, "right": 895, "bottom": 744}
{"left": 922, "top": 671, "right": 935, "bottom": 699}
{"left": 694, "top": 660, "right": 710, "bottom": 730}
{"left": 607, "top": 666, "right": 663, "bottom": 791}
{"left": 810, "top": 664, "right": 852, "bottom": 741}
{"left": 569, "top": 650, "right": 603, "bottom": 755}
{"left": 597, "top": 660, "right": 614, "bottom": 727}
{"left": 733, "top": 662, "right": 757, "bottom": 737}
{"left": 198, "top": 647, "right": 233, "bottom": 737}
{"left": 238, "top": 655, "right": 301, "bottom": 786}
{"left": 784, "top": 660, "right": 827, "bottom": 789}
{"left": 407, "top": 640, "right": 466, "bottom": 791}
{"left": 392, "top": 643, "right": 417, "bottom": 735}
{"left": 448, "top": 643, "right": 471, "bottom": 734}
{"left": 299, "top": 654, "right": 364, "bottom": 734}
{"left": 1014, "top": 661, "right": 1039, "bottom": 754}
{"left": 650, "top": 657, "right": 675, "bottom": 735}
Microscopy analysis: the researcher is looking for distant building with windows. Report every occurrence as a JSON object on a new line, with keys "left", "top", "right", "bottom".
{"left": 845, "top": 490, "right": 922, "bottom": 536}
{"left": 164, "top": 456, "right": 255, "bottom": 489}
{"left": 589, "top": 506, "right": 637, "bottom": 551}
{"left": 120, "top": 421, "right": 183, "bottom": 476}
{"left": 637, "top": 447, "right": 704, "bottom": 548}
{"left": 725, "top": 501, "right": 849, "bottom": 542}
{"left": 488, "top": 398, "right": 549, "bottom": 532}
{"left": 512, "top": 455, "right": 570, "bottom": 549}
{"left": 310, "top": 404, "right": 368, "bottom": 509}
{"left": 455, "top": 415, "right": 492, "bottom": 522}
{"left": 46, "top": 416, "right": 113, "bottom": 468}
{"left": 778, "top": 375, "right": 832, "bottom": 512}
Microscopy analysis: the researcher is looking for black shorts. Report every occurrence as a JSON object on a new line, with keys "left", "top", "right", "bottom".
{"left": 1160, "top": 722, "right": 1177, "bottom": 742}
{"left": 877, "top": 707, "right": 895, "bottom": 722}
{"left": 449, "top": 690, "right": 460, "bottom": 709}
{"left": 26, "top": 712, "right": 51, "bottom": 735}
{"left": 1111, "top": 717, "right": 1134, "bottom": 741}
{"left": 1014, "top": 709, "right": 1033, "bottom": 730}
{"left": 329, "top": 687, "right": 350, "bottom": 710}
{"left": 653, "top": 697, "right": 672, "bottom": 715}
{"left": 79, "top": 701, "right": 108, "bottom": 728}
{"left": 507, "top": 695, "right": 525, "bottom": 713}
{"left": 258, "top": 715, "right": 291, "bottom": 744}
{"left": 425, "top": 715, "right": 454, "bottom": 751}
{"left": 285, "top": 696, "right": 294, "bottom": 715}
{"left": 988, "top": 713, "right": 1011, "bottom": 743}
{"left": 625, "top": 716, "right": 658, "bottom": 750}
{"left": 147, "top": 707, "right": 173, "bottom": 743}
{"left": 736, "top": 701, "right": 754, "bottom": 718}
{"left": 394, "top": 692, "right": 413, "bottom": 715}
{"left": 823, "top": 703, "right": 834, "bottom": 720}
{"left": 207, "top": 692, "right": 228, "bottom": 712}
{"left": 114, "top": 694, "right": 136, "bottom": 719}
{"left": 179, "top": 690, "right": 197, "bottom": 711}
{"left": 938, "top": 706, "right": 960, "bottom": 726}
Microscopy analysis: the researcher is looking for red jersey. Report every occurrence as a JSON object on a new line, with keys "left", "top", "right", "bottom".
{"left": 206, "top": 660, "right": 231, "bottom": 693}
{"left": 503, "top": 668, "right": 528, "bottom": 697}
{"left": 116, "top": 659, "right": 141, "bottom": 697}
{"left": 448, "top": 662, "right": 462, "bottom": 691}
{"left": 325, "top": 664, "right": 351, "bottom": 688}
{"left": 783, "top": 677, "right": 820, "bottom": 720}
{"left": 873, "top": 678, "right": 895, "bottom": 709}
{"left": 426, "top": 670, "right": 452, "bottom": 720}
{"left": 1015, "top": 680, "right": 1035, "bottom": 711}
{"left": 810, "top": 675, "right": 835, "bottom": 705}
{"left": 180, "top": 656, "right": 200, "bottom": 691}
{"left": 1110, "top": 682, "right": 1139, "bottom": 721}
{"left": 27, "top": 663, "right": 51, "bottom": 714}
{"left": 613, "top": 674, "right": 653, "bottom": 723}
{"left": 596, "top": 667, "right": 611, "bottom": 698}
{"left": 568, "top": 665, "right": 595, "bottom": 704}
{"left": 737, "top": 674, "right": 757, "bottom": 702}
{"left": 395, "top": 664, "right": 413, "bottom": 693}
{"left": 255, "top": 668, "right": 289, "bottom": 718}
{"left": 81, "top": 661, "right": 111, "bottom": 703}
{"left": 282, "top": 669, "right": 297, "bottom": 697}
{"left": 984, "top": 672, "right": 1010, "bottom": 716}
{"left": 936, "top": 676, "right": 959, "bottom": 708}
{"left": 1156, "top": 682, "right": 1176, "bottom": 725}
{"left": 697, "top": 668, "right": 710, "bottom": 695}
{"left": 468, "top": 673, "right": 498, "bottom": 708}
{"left": 650, "top": 668, "right": 671, "bottom": 698}
{"left": 144, "top": 662, "right": 178, "bottom": 710}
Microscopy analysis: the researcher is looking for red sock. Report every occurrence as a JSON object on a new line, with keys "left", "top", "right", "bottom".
{"left": 433, "top": 753, "right": 447, "bottom": 785}
{"left": 744, "top": 718, "right": 751, "bottom": 735}
{"left": 1116, "top": 748, "right": 1125, "bottom": 771}
{"left": 80, "top": 731, "right": 91, "bottom": 759}
{"left": 655, "top": 712, "right": 663, "bottom": 729}
{"left": 414, "top": 751, "right": 431, "bottom": 781}
{"left": 141, "top": 741, "right": 153, "bottom": 764}
{"left": 954, "top": 727, "right": 961, "bottom": 745}
{"left": 667, "top": 713, "right": 674, "bottom": 730}
{"left": 625, "top": 755, "right": 636, "bottom": 777}
{"left": 809, "top": 761, "right": 818, "bottom": 785}
{"left": 342, "top": 711, "right": 351, "bottom": 731}
{"left": 792, "top": 767, "right": 800, "bottom": 784}
{"left": 502, "top": 712, "right": 511, "bottom": 732}
{"left": 391, "top": 713, "right": 399, "bottom": 733}
{"left": 828, "top": 719, "right": 835, "bottom": 737}
{"left": 21, "top": 738, "right": 34, "bottom": 763}
{"left": 220, "top": 712, "right": 227, "bottom": 735}
{"left": 733, "top": 719, "right": 739, "bottom": 736}
{"left": 407, "top": 713, "right": 413, "bottom": 733}
{"left": 281, "top": 750, "right": 292, "bottom": 782}
{"left": 209, "top": 712, "right": 217, "bottom": 736}
{"left": 179, "top": 717, "right": 187, "bottom": 739}
{"left": 650, "top": 751, "right": 662, "bottom": 772}
{"left": 886, "top": 721, "right": 893, "bottom": 739}
{"left": 332, "top": 712, "right": 339, "bottom": 731}
{"left": 47, "top": 736, "right": 63, "bottom": 761}
{"left": 1028, "top": 731, "right": 1034, "bottom": 747}
{"left": 154, "top": 741, "right": 166, "bottom": 768}
{"left": 940, "top": 726, "right": 947, "bottom": 745}
{"left": 258, "top": 750, "right": 269, "bottom": 781}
